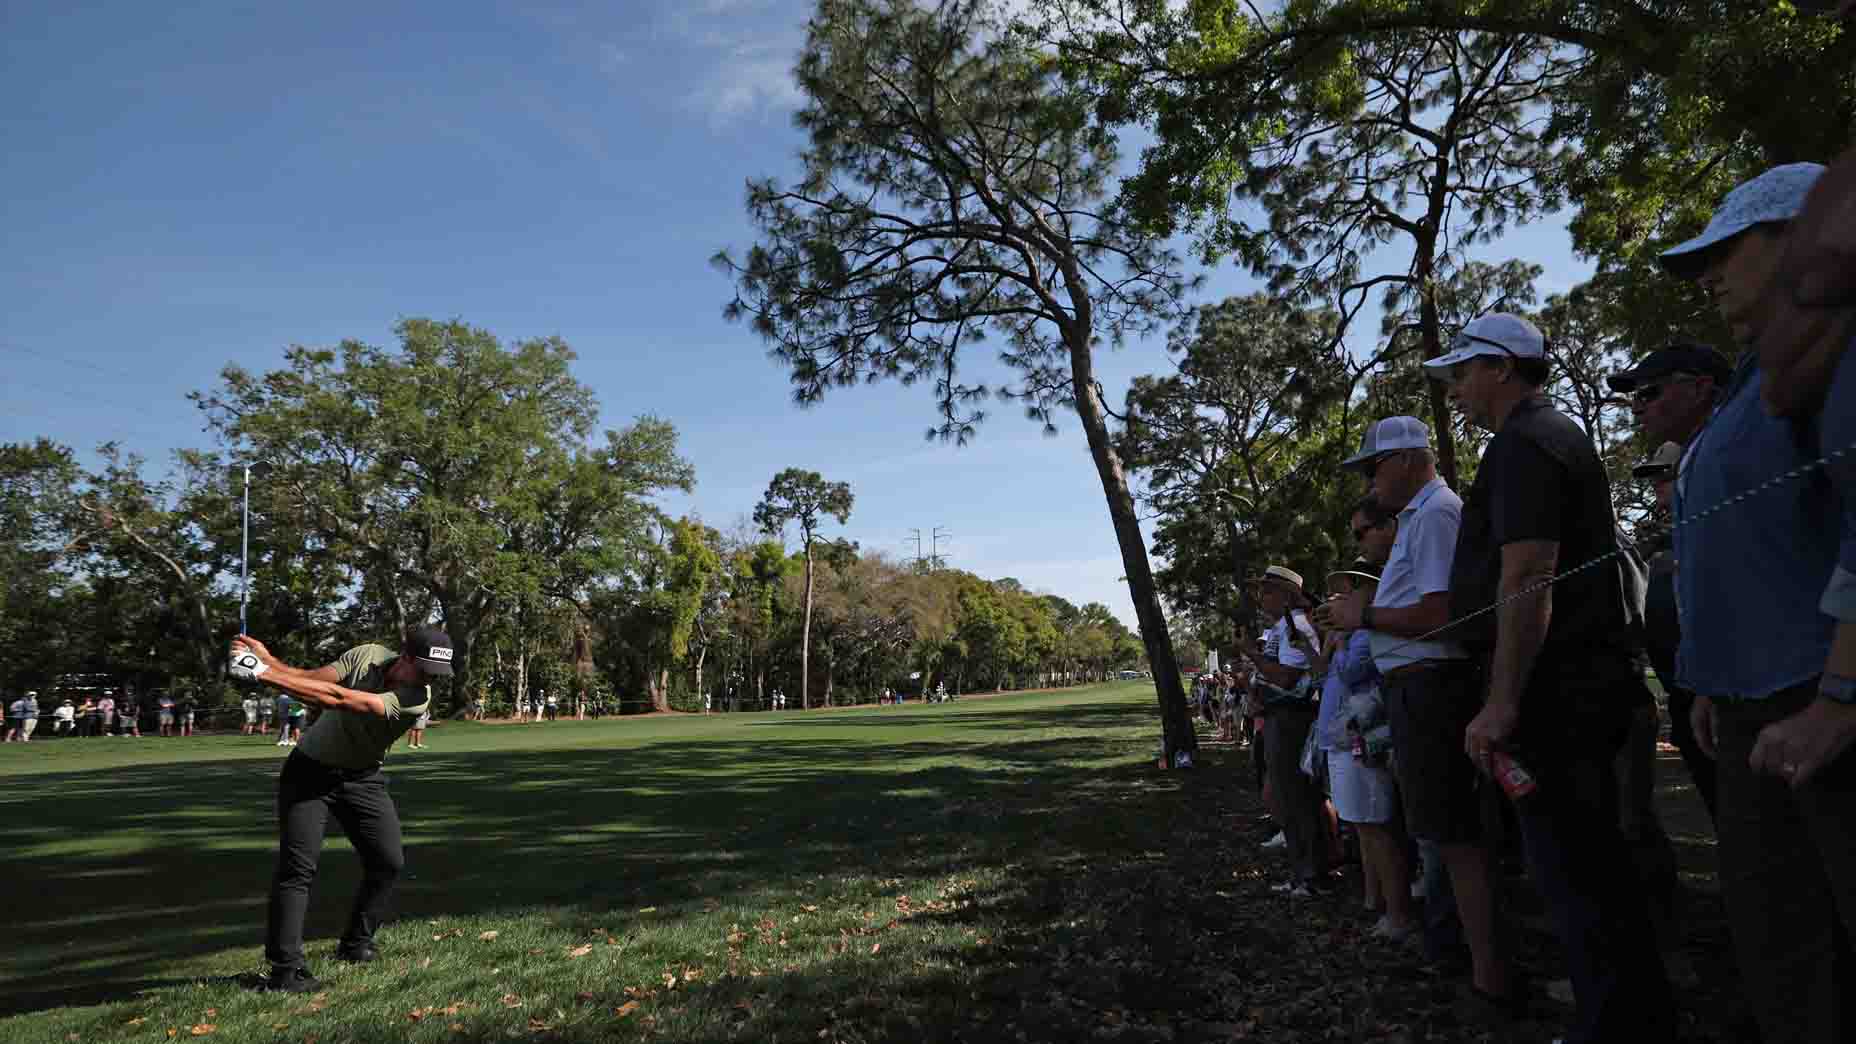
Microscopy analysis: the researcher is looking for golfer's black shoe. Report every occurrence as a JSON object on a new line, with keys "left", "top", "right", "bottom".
{"left": 334, "top": 943, "right": 378, "bottom": 963}
{"left": 257, "top": 966, "right": 323, "bottom": 993}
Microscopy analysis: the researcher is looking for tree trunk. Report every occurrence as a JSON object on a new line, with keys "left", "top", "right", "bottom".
{"left": 800, "top": 540, "right": 815, "bottom": 709}
{"left": 694, "top": 643, "right": 707, "bottom": 707}
{"left": 1065, "top": 326, "right": 1197, "bottom": 764}
{"left": 514, "top": 649, "right": 529, "bottom": 719}
{"left": 1415, "top": 237, "right": 1459, "bottom": 488}
{"left": 824, "top": 659, "right": 834, "bottom": 706}
{"left": 657, "top": 668, "right": 671, "bottom": 713}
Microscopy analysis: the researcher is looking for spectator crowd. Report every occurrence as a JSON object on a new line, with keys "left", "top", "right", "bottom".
{"left": 1214, "top": 163, "right": 1855, "bottom": 1044}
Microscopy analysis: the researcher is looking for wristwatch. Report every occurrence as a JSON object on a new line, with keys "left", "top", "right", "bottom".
{"left": 1821, "top": 672, "right": 1856, "bottom": 705}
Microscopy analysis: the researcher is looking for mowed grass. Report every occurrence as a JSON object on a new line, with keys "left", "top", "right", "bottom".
{"left": 2, "top": 682, "right": 1196, "bottom": 1043}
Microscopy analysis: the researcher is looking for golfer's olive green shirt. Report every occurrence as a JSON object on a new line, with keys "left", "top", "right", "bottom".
{"left": 295, "top": 644, "right": 430, "bottom": 770}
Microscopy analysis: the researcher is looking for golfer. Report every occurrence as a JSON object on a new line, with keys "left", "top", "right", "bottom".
{"left": 228, "top": 626, "right": 453, "bottom": 994}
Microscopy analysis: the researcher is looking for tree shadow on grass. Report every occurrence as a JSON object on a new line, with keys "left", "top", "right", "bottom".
{"left": 3, "top": 711, "right": 1749, "bottom": 1044}
{"left": 0, "top": 701, "right": 1164, "bottom": 1019}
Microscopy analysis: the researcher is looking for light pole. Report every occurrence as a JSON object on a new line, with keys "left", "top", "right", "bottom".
{"left": 238, "top": 460, "right": 275, "bottom": 636}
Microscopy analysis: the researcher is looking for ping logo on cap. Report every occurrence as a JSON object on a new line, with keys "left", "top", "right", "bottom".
{"left": 426, "top": 646, "right": 453, "bottom": 662}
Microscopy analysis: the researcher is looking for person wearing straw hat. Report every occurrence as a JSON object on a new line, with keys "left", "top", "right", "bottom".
{"left": 1307, "top": 550, "right": 1415, "bottom": 939}
{"left": 1425, "top": 314, "right": 1672, "bottom": 1041}
{"left": 1249, "top": 564, "right": 1328, "bottom": 897}
{"left": 1659, "top": 161, "right": 1856, "bottom": 1044}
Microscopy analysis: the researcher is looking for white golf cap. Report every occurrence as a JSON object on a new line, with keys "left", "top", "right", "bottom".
{"left": 1341, "top": 416, "right": 1432, "bottom": 471}
{"left": 1421, "top": 313, "right": 1547, "bottom": 379}
{"left": 1659, "top": 162, "right": 1826, "bottom": 280}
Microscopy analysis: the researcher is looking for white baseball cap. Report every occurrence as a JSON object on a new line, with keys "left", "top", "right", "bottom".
{"left": 1658, "top": 162, "right": 1827, "bottom": 280}
{"left": 1341, "top": 416, "right": 1432, "bottom": 471}
{"left": 1421, "top": 313, "right": 1547, "bottom": 379}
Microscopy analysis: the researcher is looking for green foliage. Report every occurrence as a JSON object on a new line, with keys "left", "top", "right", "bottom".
{"left": 191, "top": 318, "right": 694, "bottom": 707}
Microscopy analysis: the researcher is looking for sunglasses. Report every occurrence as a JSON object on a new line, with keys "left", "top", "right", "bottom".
{"left": 1630, "top": 374, "right": 1696, "bottom": 406}
{"left": 1363, "top": 450, "right": 1405, "bottom": 480}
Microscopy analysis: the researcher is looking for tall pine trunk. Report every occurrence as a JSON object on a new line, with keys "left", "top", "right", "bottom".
{"left": 800, "top": 543, "right": 815, "bottom": 709}
{"left": 1064, "top": 316, "right": 1197, "bottom": 764}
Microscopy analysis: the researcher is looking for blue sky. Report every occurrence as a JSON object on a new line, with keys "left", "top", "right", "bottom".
{"left": 0, "top": 0, "right": 1588, "bottom": 626}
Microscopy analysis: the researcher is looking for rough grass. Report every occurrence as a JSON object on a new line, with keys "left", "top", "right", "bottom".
{"left": 0, "top": 681, "right": 1732, "bottom": 1043}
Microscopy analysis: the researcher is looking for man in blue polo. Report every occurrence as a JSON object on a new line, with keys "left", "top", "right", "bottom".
{"left": 1659, "top": 161, "right": 1856, "bottom": 1044}
{"left": 230, "top": 625, "right": 453, "bottom": 994}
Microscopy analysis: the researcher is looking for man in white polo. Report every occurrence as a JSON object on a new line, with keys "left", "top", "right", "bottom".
{"left": 1321, "top": 416, "right": 1515, "bottom": 1010}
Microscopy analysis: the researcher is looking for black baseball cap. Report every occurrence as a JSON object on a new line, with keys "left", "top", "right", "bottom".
{"left": 1607, "top": 343, "right": 1732, "bottom": 393}
{"left": 404, "top": 626, "right": 455, "bottom": 677}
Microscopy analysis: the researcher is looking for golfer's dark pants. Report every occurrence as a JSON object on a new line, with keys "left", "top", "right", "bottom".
{"left": 1263, "top": 703, "right": 1327, "bottom": 885}
{"left": 1512, "top": 671, "right": 1672, "bottom": 1044}
{"left": 1664, "top": 684, "right": 1718, "bottom": 824}
{"left": 1714, "top": 681, "right": 1856, "bottom": 1044}
{"left": 265, "top": 751, "right": 404, "bottom": 970}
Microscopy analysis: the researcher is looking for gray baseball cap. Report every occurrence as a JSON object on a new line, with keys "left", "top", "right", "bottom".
{"left": 1659, "top": 163, "right": 1827, "bottom": 280}
{"left": 1341, "top": 416, "right": 1433, "bottom": 471}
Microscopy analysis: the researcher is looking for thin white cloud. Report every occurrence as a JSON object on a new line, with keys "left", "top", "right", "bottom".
{"left": 686, "top": 35, "right": 805, "bottom": 123}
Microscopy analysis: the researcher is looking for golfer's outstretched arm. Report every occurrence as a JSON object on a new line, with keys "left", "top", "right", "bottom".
{"left": 253, "top": 668, "right": 387, "bottom": 716}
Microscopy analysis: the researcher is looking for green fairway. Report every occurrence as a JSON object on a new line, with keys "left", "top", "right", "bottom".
{"left": 1, "top": 682, "right": 1187, "bottom": 1043}
{"left": 0, "top": 680, "right": 1744, "bottom": 1044}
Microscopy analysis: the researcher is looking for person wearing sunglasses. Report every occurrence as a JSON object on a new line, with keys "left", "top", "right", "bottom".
{"left": 1322, "top": 416, "right": 1516, "bottom": 1008}
{"left": 1426, "top": 313, "right": 1673, "bottom": 1043}
{"left": 1606, "top": 343, "right": 1731, "bottom": 450}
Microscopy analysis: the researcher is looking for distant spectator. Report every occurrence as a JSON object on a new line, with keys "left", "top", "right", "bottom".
{"left": 276, "top": 695, "right": 296, "bottom": 747}
{"left": 52, "top": 698, "right": 76, "bottom": 735}
{"left": 243, "top": 695, "right": 260, "bottom": 735}
{"left": 157, "top": 693, "right": 177, "bottom": 737}
{"left": 96, "top": 694, "right": 115, "bottom": 738}
{"left": 75, "top": 696, "right": 96, "bottom": 737}
{"left": 1248, "top": 564, "right": 1326, "bottom": 897}
{"left": 285, "top": 696, "right": 307, "bottom": 745}
{"left": 406, "top": 697, "right": 430, "bottom": 750}
{"left": 177, "top": 695, "right": 195, "bottom": 737}
{"left": 546, "top": 692, "right": 559, "bottom": 721}
{"left": 4, "top": 693, "right": 30, "bottom": 742}
{"left": 258, "top": 694, "right": 275, "bottom": 734}
{"left": 117, "top": 699, "right": 140, "bottom": 737}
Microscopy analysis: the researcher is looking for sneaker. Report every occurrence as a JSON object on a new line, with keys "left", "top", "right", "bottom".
{"left": 1369, "top": 915, "right": 1419, "bottom": 942}
{"left": 276, "top": 740, "right": 288, "bottom": 747}
{"left": 1261, "top": 831, "right": 1287, "bottom": 849}
{"left": 257, "top": 966, "right": 323, "bottom": 993}
{"left": 334, "top": 943, "right": 378, "bottom": 963}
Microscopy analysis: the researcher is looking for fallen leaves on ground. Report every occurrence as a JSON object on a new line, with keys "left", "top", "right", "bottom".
{"left": 567, "top": 943, "right": 594, "bottom": 958}
{"left": 614, "top": 1001, "right": 640, "bottom": 1018}
{"left": 477, "top": 930, "right": 499, "bottom": 941}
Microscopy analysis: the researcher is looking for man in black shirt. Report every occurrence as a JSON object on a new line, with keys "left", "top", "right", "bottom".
{"left": 1425, "top": 314, "right": 1672, "bottom": 1044}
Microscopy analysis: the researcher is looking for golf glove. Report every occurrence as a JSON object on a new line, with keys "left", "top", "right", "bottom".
{"left": 228, "top": 650, "right": 270, "bottom": 681}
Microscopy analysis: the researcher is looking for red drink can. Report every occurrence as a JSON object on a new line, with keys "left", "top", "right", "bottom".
{"left": 1490, "top": 751, "right": 1536, "bottom": 799}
